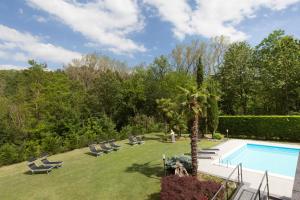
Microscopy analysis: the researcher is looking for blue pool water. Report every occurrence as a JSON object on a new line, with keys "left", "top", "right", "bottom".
{"left": 221, "top": 144, "right": 300, "bottom": 177}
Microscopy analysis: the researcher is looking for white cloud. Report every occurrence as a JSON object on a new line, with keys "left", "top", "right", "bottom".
{"left": 0, "top": 64, "right": 28, "bottom": 70}
{"left": 145, "top": 0, "right": 300, "bottom": 41}
{"left": 34, "top": 15, "right": 47, "bottom": 23}
{"left": 0, "top": 24, "right": 82, "bottom": 64}
{"left": 27, "top": 0, "right": 146, "bottom": 54}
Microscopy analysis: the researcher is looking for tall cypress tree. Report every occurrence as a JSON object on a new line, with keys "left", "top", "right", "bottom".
{"left": 196, "top": 57, "right": 204, "bottom": 88}
{"left": 195, "top": 56, "right": 206, "bottom": 137}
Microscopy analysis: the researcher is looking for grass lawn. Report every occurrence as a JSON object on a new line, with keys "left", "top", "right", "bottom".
{"left": 0, "top": 133, "right": 221, "bottom": 200}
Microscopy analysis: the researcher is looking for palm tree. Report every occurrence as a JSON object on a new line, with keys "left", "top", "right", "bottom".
{"left": 180, "top": 86, "right": 208, "bottom": 176}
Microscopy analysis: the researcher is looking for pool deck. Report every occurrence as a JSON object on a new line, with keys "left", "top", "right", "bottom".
{"left": 292, "top": 152, "right": 300, "bottom": 200}
{"left": 198, "top": 139, "right": 300, "bottom": 198}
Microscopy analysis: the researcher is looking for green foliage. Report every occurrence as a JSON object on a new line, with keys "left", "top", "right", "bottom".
{"left": 212, "top": 133, "right": 223, "bottom": 140}
{"left": 41, "top": 136, "right": 63, "bottom": 154}
{"left": 22, "top": 140, "right": 41, "bottom": 160}
{"left": 0, "top": 29, "right": 299, "bottom": 166}
{"left": 218, "top": 116, "right": 300, "bottom": 141}
{"left": 196, "top": 56, "right": 204, "bottom": 88}
{"left": 165, "top": 155, "right": 192, "bottom": 173}
{"left": 206, "top": 79, "right": 220, "bottom": 134}
{"left": 218, "top": 41, "right": 255, "bottom": 115}
{"left": 254, "top": 30, "right": 300, "bottom": 114}
{"left": 0, "top": 144, "right": 19, "bottom": 166}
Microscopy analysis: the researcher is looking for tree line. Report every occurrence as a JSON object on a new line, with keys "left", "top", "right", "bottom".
{"left": 0, "top": 30, "right": 299, "bottom": 165}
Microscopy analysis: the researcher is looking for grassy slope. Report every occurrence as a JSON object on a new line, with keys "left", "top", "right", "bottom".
{"left": 0, "top": 133, "right": 220, "bottom": 200}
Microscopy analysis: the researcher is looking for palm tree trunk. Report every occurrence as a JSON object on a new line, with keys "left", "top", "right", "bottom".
{"left": 191, "top": 110, "right": 199, "bottom": 176}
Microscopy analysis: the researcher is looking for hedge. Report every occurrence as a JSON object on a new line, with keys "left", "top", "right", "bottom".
{"left": 218, "top": 116, "right": 300, "bottom": 141}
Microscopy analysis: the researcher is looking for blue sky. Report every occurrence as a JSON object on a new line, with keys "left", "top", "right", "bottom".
{"left": 0, "top": 0, "right": 300, "bottom": 70}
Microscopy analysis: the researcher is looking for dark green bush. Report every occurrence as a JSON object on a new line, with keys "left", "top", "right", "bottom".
{"left": 0, "top": 144, "right": 20, "bottom": 166}
{"left": 41, "top": 136, "right": 63, "bottom": 154}
{"left": 218, "top": 116, "right": 300, "bottom": 141}
{"left": 22, "top": 140, "right": 41, "bottom": 159}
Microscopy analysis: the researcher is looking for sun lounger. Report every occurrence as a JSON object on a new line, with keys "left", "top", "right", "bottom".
{"left": 27, "top": 160, "right": 54, "bottom": 174}
{"left": 41, "top": 156, "right": 63, "bottom": 168}
{"left": 99, "top": 142, "right": 114, "bottom": 152}
{"left": 201, "top": 148, "right": 220, "bottom": 151}
{"left": 135, "top": 136, "right": 145, "bottom": 144}
{"left": 89, "top": 145, "right": 103, "bottom": 157}
{"left": 128, "top": 136, "right": 138, "bottom": 145}
{"left": 198, "top": 151, "right": 217, "bottom": 155}
{"left": 108, "top": 140, "right": 120, "bottom": 149}
{"left": 104, "top": 141, "right": 118, "bottom": 151}
{"left": 197, "top": 155, "right": 213, "bottom": 159}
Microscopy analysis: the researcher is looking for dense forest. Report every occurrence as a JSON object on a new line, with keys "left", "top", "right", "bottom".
{"left": 0, "top": 30, "right": 299, "bottom": 165}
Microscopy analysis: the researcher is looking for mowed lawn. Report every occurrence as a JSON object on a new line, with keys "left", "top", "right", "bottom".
{"left": 0, "top": 133, "right": 220, "bottom": 200}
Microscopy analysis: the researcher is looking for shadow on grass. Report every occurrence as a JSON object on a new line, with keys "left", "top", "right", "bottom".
{"left": 142, "top": 134, "right": 173, "bottom": 143}
{"left": 23, "top": 171, "right": 53, "bottom": 175}
{"left": 125, "top": 162, "right": 163, "bottom": 180}
{"left": 146, "top": 192, "right": 160, "bottom": 200}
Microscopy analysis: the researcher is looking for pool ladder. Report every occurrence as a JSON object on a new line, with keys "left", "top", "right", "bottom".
{"left": 219, "top": 158, "right": 232, "bottom": 168}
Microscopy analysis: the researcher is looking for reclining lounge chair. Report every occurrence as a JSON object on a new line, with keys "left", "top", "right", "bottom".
{"left": 135, "top": 136, "right": 145, "bottom": 144}
{"left": 27, "top": 159, "right": 54, "bottom": 174}
{"left": 40, "top": 154, "right": 63, "bottom": 168}
{"left": 128, "top": 136, "right": 138, "bottom": 145}
{"left": 198, "top": 150, "right": 217, "bottom": 155}
{"left": 89, "top": 145, "right": 103, "bottom": 157}
{"left": 99, "top": 142, "right": 114, "bottom": 153}
{"left": 108, "top": 140, "right": 120, "bottom": 150}
{"left": 109, "top": 139, "right": 121, "bottom": 149}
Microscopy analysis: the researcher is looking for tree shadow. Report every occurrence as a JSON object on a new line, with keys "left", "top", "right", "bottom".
{"left": 125, "top": 162, "right": 164, "bottom": 180}
{"left": 145, "top": 192, "right": 160, "bottom": 200}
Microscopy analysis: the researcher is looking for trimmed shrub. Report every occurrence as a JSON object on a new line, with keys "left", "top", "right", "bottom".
{"left": 165, "top": 155, "right": 192, "bottom": 174}
{"left": 160, "top": 175, "right": 222, "bottom": 200}
{"left": 212, "top": 133, "right": 223, "bottom": 140}
{"left": 218, "top": 116, "right": 300, "bottom": 141}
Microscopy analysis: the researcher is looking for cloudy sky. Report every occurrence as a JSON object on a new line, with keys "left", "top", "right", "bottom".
{"left": 0, "top": 0, "right": 300, "bottom": 70}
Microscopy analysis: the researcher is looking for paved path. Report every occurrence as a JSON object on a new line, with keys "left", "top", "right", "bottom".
{"left": 198, "top": 139, "right": 300, "bottom": 198}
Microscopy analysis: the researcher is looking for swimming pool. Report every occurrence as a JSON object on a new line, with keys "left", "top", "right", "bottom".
{"left": 220, "top": 143, "right": 300, "bottom": 177}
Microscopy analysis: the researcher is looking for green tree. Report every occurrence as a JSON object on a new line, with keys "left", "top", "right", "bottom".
{"left": 206, "top": 79, "right": 219, "bottom": 136}
{"left": 218, "top": 41, "right": 255, "bottom": 114}
{"left": 255, "top": 30, "right": 300, "bottom": 114}
{"left": 156, "top": 98, "right": 177, "bottom": 133}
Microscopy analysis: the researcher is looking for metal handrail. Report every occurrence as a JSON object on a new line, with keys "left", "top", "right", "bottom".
{"left": 252, "top": 171, "right": 269, "bottom": 200}
{"left": 211, "top": 163, "right": 243, "bottom": 200}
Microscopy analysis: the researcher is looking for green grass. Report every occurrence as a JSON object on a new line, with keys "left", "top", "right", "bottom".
{"left": 0, "top": 133, "right": 220, "bottom": 200}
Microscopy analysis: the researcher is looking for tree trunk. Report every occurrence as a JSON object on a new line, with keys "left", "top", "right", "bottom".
{"left": 191, "top": 109, "right": 199, "bottom": 176}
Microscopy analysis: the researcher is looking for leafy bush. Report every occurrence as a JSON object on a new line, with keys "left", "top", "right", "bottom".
{"left": 129, "top": 114, "right": 164, "bottom": 134}
{"left": 119, "top": 125, "right": 133, "bottom": 139}
{"left": 160, "top": 175, "right": 222, "bottom": 200}
{"left": 41, "top": 136, "right": 63, "bottom": 154}
{"left": 0, "top": 144, "right": 19, "bottom": 166}
{"left": 22, "top": 140, "right": 41, "bottom": 159}
{"left": 165, "top": 155, "right": 192, "bottom": 174}
{"left": 64, "top": 132, "right": 81, "bottom": 150}
{"left": 212, "top": 133, "right": 223, "bottom": 140}
{"left": 218, "top": 116, "right": 300, "bottom": 141}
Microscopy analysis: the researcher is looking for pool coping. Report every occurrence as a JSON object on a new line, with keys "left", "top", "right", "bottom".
{"left": 198, "top": 139, "right": 300, "bottom": 198}
{"left": 213, "top": 141, "right": 299, "bottom": 180}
